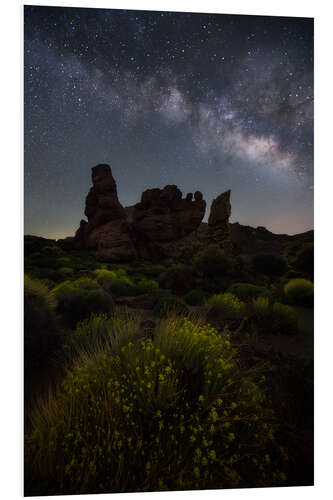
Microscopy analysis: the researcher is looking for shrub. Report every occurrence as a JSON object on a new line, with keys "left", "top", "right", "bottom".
{"left": 251, "top": 297, "right": 298, "bottom": 336}
{"left": 252, "top": 254, "right": 287, "bottom": 276}
{"left": 227, "top": 283, "right": 271, "bottom": 302}
{"left": 94, "top": 269, "right": 137, "bottom": 296}
{"left": 252, "top": 296, "right": 271, "bottom": 318}
{"left": 52, "top": 278, "right": 114, "bottom": 327}
{"left": 194, "top": 245, "right": 230, "bottom": 278}
{"left": 285, "top": 269, "right": 302, "bottom": 279}
{"left": 24, "top": 275, "right": 58, "bottom": 368}
{"left": 295, "top": 246, "right": 314, "bottom": 279}
{"left": 61, "top": 312, "right": 143, "bottom": 364}
{"left": 28, "top": 267, "right": 65, "bottom": 283}
{"left": 58, "top": 267, "right": 74, "bottom": 278}
{"left": 153, "top": 295, "right": 189, "bottom": 317}
{"left": 56, "top": 257, "right": 72, "bottom": 266}
{"left": 25, "top": 317, "right": 287, "bottom": 496}
{"left": 136, "top": 278, "right": 159, "bottom": 294}
{"left": 284, "top": 279, "right": 314, "bottom": 307}
{"left": 159, "top": 264, "right": 194, "bottom": 294}
{"left": 140, "top": 264, "right": 166, "bottom": 278}
{"left": 184, "top": 289, "right": 205, "bottom": 306}
{"left": 271, "top": 302, "right": 298, "bottom": 335}
{"left": 205, "top": 293, "right": 246, "bottom": 318}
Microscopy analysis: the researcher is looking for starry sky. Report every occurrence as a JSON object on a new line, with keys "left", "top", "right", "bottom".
{"left": 24, "top": 5, "right": 313, "bottom": 239}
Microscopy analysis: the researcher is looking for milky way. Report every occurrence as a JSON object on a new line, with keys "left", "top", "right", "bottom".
{"left": 24, "top": 6, "right": 313, "bottom": 238}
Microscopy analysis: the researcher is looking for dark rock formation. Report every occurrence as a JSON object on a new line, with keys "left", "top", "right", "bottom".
{"left": 74, "top": 164, "right": 241, "bottom": 262}
{"left": 74, "top": 164, "right": 136, "bottom": 261}
{"left": 132, "top": 184, "right": 206, "bottom": 244}
{"left": 208, "top": 190, "right": 233, "bottom": 253}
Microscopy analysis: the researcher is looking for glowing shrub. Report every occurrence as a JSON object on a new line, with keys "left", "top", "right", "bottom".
{"left": 284, "top": 278, "right": 314, "bottom": 307}
{"left": 61, "top": 311, "right": 143, "bottom": 364}
{"left": 205, "top": 293, "right": 246, "bottom": 318}
{"left": 94, "top": 268, "right": 137, "bottom": 296}
{"left": 25, "top": 317, "right": 287, "bottom": 495}
{"left": 136, "top": 278, "right": 159, "bottom": 294}
{"left": 252, "top": 296, "right": 270, "bottom": 317}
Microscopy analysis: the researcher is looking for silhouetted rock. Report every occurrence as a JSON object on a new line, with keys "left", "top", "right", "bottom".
{"left": 74, "top": 164, "right": 242, "bottom": 262}
{"left": 208, "top": 190, "right": 233, "bottom": 253}
{"left": 74, "top": 164, "right": 136, "bottom": 261}
{"left": 132, "top": 184, "right": 206, "bottom": 244}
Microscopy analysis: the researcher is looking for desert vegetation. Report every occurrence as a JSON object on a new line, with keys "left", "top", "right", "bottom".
{"left": 24, "top": 233, "right": 314, "bottom": 495}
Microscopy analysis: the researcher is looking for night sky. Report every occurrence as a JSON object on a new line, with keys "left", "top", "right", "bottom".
{"left": 24, "top": 5, "right": 313, "bottom": 239}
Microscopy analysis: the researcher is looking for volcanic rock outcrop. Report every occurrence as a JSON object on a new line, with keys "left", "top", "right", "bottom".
{"left": 132, "top": 185, "right": 206, "bottom": 243}
{"left": 74, "top": 164, "right": 136, "bottom": 262}
{"left": 75, "top": 164, "right": 233, "bottom": 261}
{"left": 208, "top": 189, "right": 233, "bottom": 253}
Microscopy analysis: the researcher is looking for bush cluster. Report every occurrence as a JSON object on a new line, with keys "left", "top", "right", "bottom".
{"left": 52, "top": 277, "right": 114, "bottom": 327}
{"left": 94, "top": 268, "right": 138, "bottom": 296}
{"left": 194, "top": 245, "right": 230, "bottom": 278}
{"left": 25, "top": 316, "right": 287, "bottom": 495}
{"left": 284, "top": 279, "right": 314, "bottom": 308}
{"left": 251, "top": 297, "right": 298, "bottom": 336}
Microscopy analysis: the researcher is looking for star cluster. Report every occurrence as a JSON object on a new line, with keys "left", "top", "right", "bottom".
{"left": 24, "top": 6, "right": 313, "bottom": 237}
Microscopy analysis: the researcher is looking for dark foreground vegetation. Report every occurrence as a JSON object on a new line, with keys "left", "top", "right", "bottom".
{"left": 24, "top": 234, "right": 314, "bottom": 495}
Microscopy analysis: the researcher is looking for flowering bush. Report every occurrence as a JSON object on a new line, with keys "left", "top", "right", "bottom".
{"left": 25, "top": 316, "right": 287, "bottom": 495}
